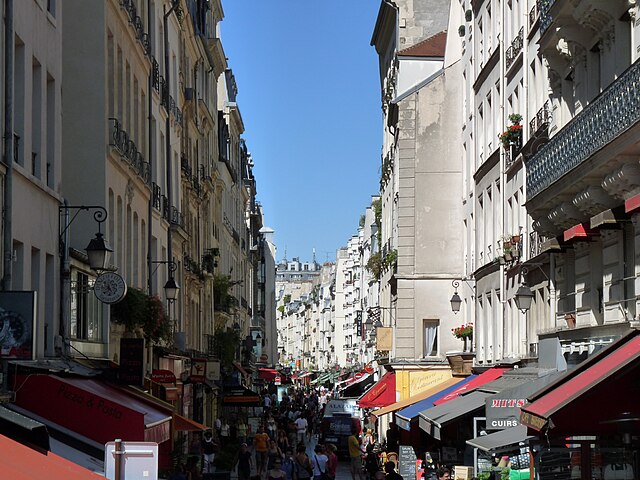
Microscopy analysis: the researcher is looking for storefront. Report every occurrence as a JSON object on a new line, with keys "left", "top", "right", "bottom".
{"left": 521, "top": 331, "right": 640, "bottom": 480}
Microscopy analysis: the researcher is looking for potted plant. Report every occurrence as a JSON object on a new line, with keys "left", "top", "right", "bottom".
{"left": 458, "top": 25, "right": 466, "bottom": 37}
{"left": 465, "top": 9, "right": 473, "bottom": 21}
{"left": 511, "top": 233, "right": 521, "bottom": 244}
{"left": 499, "top": 114, "right": 523, "bottom": 151}
{"left": 452, "top": 323, "right": 474, "bottom": 352}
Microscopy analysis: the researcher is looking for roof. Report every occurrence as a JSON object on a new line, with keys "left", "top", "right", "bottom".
{"left": 398, "top": 31, "right": 447, "bottom": 57}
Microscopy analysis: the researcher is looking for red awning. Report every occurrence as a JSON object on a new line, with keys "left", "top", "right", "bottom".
{"left": 0, "top": 433, "right": 104, "bottom": 479}
{"left": 14, "top": 375, "right": 171, "bottom": 445}
{"left": 358, "top": 372, "right": 396, "bottom": 409}
{"left": 258, "top": 368, "right": 279, "bottom": 381}
{"left": 174, "top": 413, "right": 208, "bottom": 432}
{"left": 521, "top": 333, "right": 640, "bottom": 433}
{"left": 433, "top": 368, "right": 509, "bottom": 405}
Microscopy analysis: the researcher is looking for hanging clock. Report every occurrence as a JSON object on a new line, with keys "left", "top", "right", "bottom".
{"left": 93, "top": 272, "right": 127, "bottom": 304}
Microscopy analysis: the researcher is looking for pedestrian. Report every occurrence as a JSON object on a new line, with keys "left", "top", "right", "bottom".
{"left": 237, "top": 418, "right": 248, "bottom": 444}
{"left": 214, "top": 417, "right": 222, "bottom": 439}
{"left": 254, "top": 426, "right": 270, "bottom": 477}
{"left": 349, "top": 427, "right": 364, "bottom": 480}
{"left": 220, "top": 418, "right": 230, "bottom": 442}
{"left": 236, "top": 443, "right": 253, "bottom": 480}
{"left": 294, "top": 444, "right": 313, "bottom": 480}
{"left": 267, "top": 439, "right": 284, "bottom": 471}
{"left": 324, "top": 443, "right": 338, "bottom": 480}
{"left": 384, "top": 461, "right": 403, "bottom": 480}
{"left": 311, "top": 444, "right": 329, "bottom": 480}
{"left": 267, "top": 457, "right": 286, "bottom": 480}
{"left": 364, "top": 443, "right": 380, "bottom": 480}
{"left": 294, "top": 414, "right": 308, "bottom": 446}
{"left": 435, "top": 467, "right": 451, "bottom": 480}
{"left": 186, "top": 456, "right": 202, "bottom": 480}
{"left": 201, "top": 430, "right": 218, "bottom": 474}
{"left": 281, "top": 448, "right": 296, "bottom": 480}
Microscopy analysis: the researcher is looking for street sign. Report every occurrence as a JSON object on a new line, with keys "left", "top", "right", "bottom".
{"left": 274, "top": 375, "right": 281, "bottom": 385}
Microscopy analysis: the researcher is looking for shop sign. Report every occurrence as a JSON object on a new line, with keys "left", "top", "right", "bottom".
{"left": 520, "top": 411, "right": 547, "bottom": 431}
{"left": 274, "top": 375, "right": 281, "bottom": 385}
{"left": 119, "top": 338, "right": 145, "bottom": 387}
{"left": 152, "top": 369, "right": 176, "bottom": 383}
{"left": 0, "top": 291, "right": 36, "bottom": 360}
{"left": 376, "top": 327, "right": 392, "bottom": 351}
{"left": 190, "top": 358, "right": 207, "bottom": 383}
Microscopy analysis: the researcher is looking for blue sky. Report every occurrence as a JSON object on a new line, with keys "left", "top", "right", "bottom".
{"left": 220, "top": 1, "right": 381, "bottom": 263}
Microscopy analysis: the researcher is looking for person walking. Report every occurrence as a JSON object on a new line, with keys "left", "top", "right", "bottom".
{"left": 236, "top": 443, "right": 253, "bottom": 480}
{"left": 348, "top": 427, "right": 364, "bottom": 480}
{"left": 435, "top": 467, "right": 451, "bottom": 480}
{"left": 294, "top": 444, "right": 313, "bottom": 480}
{"left": 201, "top": 430, "right": 218, "bottom": 474}
{"left": 266, "top": 458, "right": 286, "bottom": 480}
{"left": 281, "top": 448, "right": 296, "bottom": 480}
{"left": 254, "top": 426, "right": 270, "bottom": 477}
{"left": 326, "top": 444, "right": 338, "bottom": 480}
{"left": 295, "top": 414, "right": 308, "bottom": 446}
{"left": 311, "top": 445, "right": 329, "bottom": 480}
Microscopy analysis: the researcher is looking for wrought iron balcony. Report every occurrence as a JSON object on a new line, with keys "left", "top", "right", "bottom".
{"left": 527, "top": 59, "right": 640, "bottom": 200}
{"left": 109, "top": 118, "right": 150, "bottom": 184}
{"left": 120, "top": 0, "right": 151, "bottom": 56}
{"left": 529, "top": 231, "right": 549, "bottom": 258}
{"left": 528, "top": 0, "right": 540, "bottom": 29}
{"left": 539, "top": 0, "right": 556, "bottom": 35}
{"left": 529, "top": 100, "right": 551, "bottom": 137}
{"left": 505, "top": 27, "right": 524, "bottom": 71}
{"left": 180, "top": 155, "right": 192, "bottom": 178}
{"left": 152, "top": 183, "right": 162, "bottom": 211}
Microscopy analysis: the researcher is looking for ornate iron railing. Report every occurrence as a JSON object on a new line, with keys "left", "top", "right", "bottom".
{"left": 505, "top": 27, "right": 524, "bottom": 70}
{"left": 152, "top": 182, "right": 162, "bottom": 211}
{"left": 529, "top": 100, "right": 551, "bottom": 136}
{"left": 529, "top": 231, "right": 549, "bottom": 258}
{"left": 180, "top": 154, "right": 192, "bottom": 178}
{"left": 109, "top": 118, "right": 150, "bottom": 184}
{"left": 527, "top": 59, "right": 640, "bottom": 199}
{"left": 162, "top": 195, "right": 170, "bottom": 220}
{"left": 120, "top": 0, "right": 151, "bottom": 56}
{"left": 170, "top": 207, "right": 185, "bottom": 229}
{"left": 539, "top": 0, "right": 555, "bottom": 35}
{"left": 151, "top": 58, "right": 160, "bottom": 91}
{"left": 528, "top": 1, "right": 540, "bottom": 29}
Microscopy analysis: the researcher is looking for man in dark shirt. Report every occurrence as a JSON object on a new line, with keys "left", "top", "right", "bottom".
{"left": 384, "top": 461, "right": 403, "bottom": 480}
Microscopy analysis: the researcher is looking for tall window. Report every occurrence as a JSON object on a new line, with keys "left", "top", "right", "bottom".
{"left": 70, "top": 271, "right": 103, "bottom": 341}
{"left": 423, "top": 319, "right": 439, "bottom": 357}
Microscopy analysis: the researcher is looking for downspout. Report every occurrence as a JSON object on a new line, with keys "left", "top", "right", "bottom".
{"left": 147, "top": 0, "right": 153, "bottom": 296}
{"left": 164, "top": 3, "right": 177, "bottom": 282}
{"left": 2, "top": 0, "right": 13, "bottom": 291}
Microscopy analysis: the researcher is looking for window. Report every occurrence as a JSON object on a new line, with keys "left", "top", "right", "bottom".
{"left": 423, "top": 319, "right": 439, "bottom": 357}
{"left": 70, "top": 271, "right": 103, "bottom": 341}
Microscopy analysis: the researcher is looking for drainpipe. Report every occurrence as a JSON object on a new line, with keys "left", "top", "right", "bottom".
{"left": 164, "top": 2, "right": 177, "bottom": 279}
{"left": 147, "top": 0, "right": 153, "bottom": 296}
{"left": 2, "top": 0, "right": 13, "bottom": 291}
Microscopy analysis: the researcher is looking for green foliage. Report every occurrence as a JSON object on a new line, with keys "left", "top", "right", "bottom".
{"left": 213, "top": 273, "right": 239, "bottom": 312}
{"left": 277, "top": 305, "right": 285, "bottom": 314}
{"left": 212, "top": 327, "right": 241, "bottom": 369}
{"left": 373, "top": 199, "right": 382, "bottom": 247}
{"left": 110, "top": 288, "right": 172, "bottom": 342}
{"left": 384, "top": 249, "right": 398, "bottom": 269}
{"left": 366, "top": 252, "right": 382, "bottom": 281}
{"left": 283, "top": 294, "right": 291, "bottom": 304}
{"left": 359, "top": 214, "right": 366, "bottom": 228}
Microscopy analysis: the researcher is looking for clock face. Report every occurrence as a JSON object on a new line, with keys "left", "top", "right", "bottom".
{"left": 94, "top": 272, "right": 127, "bottom": 304}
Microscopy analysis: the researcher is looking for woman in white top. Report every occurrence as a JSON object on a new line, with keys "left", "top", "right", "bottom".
{"left": 312, "top": 445, "right": 329, "bottom": 480}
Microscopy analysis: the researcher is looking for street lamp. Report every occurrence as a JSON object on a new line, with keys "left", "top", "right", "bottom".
{"left": 151, "top": 260, "right": 180, "bottom": 302}
{"left": 450, "top": 280, "right": 462, "bottom": 313}
{"left": 514, "top": 268, "right": 534, "bottom": 313}
{"left": 59, "top": 205, "right": 112, "bottom": 271}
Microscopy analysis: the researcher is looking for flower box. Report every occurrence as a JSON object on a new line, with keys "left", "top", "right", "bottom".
{"left": 446, "top": 352, "right": 476, "bottom": 375}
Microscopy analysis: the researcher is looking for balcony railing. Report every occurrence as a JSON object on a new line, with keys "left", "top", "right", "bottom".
{"left": 505, "top": 27, "right": 524, "bottom": 70}
{"left": 529, "top": 100, "right": 551, "bottom": 137}
{"left": 152, "top": 183, "right": 162, "bottom": 211}
{"left": 528, "top": 1, "right": 540, "bottom": 29}
{"left": 527, "top": 59, "right": 640, "bottom": 200}
{"left": 120, "top": 0, "right": 151, "bottom": 56}
{"left": 109, "top": 118, "right": 150, "bottom": 184}
{"left": 539, "top": 0, "right": 556, "bottom": 35}
{"left": 529, "top": 231, "right": 549, "bottom": 258}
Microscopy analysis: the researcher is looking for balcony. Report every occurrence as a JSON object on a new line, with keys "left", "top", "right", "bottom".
{"left": 108, "top": 118, "right": 150, "bottom": 184}
{"left": 528, "top": 0, "right": 541, "bottom": 30}
{"left": 529, "top": 100, "right": 551, "bottom": 137}
{"left": 526, "top": 59, "right": 640, "bottom": 202}
{"left": 119, "top": 0, "right": 150, "bottom": 56}
{"left": 505, "top": 27, "right": 524, "bottom": 71}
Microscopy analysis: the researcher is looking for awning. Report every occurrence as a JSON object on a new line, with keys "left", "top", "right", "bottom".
{"left": 340, "top": 373, "right": 374, "bottom": 398}
{"left": 419, "top": 390, "right": 492, "bottom": 439}
{"left": 434, "top": 367, "right": 509, "bottom": 405}
{"left": 222, "top": 386, "right": 261, "bottom": 407}
{"left": 49, "top": 437, "right": 105, "bottom": 474}
{"left": 0, "top": 433, "right": 105, "bottom": 479}
{"left": 258, "top": 368, "right": 279, "bottom": 381}
{"left": 358, "top": 372, "right": 396, "bottom": 409}
{"left": 233, "top": 361, "right": 250, "bottom": 377}
{"left": 373, "top": 377, "right": 467, "bottom": 418}
{"left": 13, "top": 374, "right": 171, "bottom": 445}
{"left": 521, "top": 332, "right": 640, "bottom": 433}
{"left": 0, "top": 404, "right": 50, "bottom": 452}
{"left": 466, "top": 425, "right": 533, "bottom": 452}
{"left": 394, "top": 377, "right": 477, "bottom": 431}
{"left": 173, "top": 414, "right": 208, "bottom": 432}
{"left": 311, "top": 372, "right": 329, "bottom": 385}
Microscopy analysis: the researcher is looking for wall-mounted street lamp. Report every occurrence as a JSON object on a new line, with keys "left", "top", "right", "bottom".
{"left": 515, "top": 268, "right": 534, "bottom": 313}
{"left": 151, "top": 260, "right": 180, "bottom": 302}
{"left": 59, "top": 205, "right": 112, "bottom": 271}
{"left": 450, "top": 280, "right": 462, "bottom": 313}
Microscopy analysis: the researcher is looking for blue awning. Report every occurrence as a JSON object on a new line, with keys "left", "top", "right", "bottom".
{"left": 395, "top": 375, "right": 477, "bottom": 431}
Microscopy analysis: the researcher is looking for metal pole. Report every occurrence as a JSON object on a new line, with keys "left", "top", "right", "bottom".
{"left": 2, "top": 0, "right": 14, "bottom": 291}
{"left": 114, "top": 438, "right": 123, "bottom": 480}
{"left": 147, "top": 0, "right": 153, "bottom": 297}
{"left": 163, "top": 4, "right": 175, "bottom": 275}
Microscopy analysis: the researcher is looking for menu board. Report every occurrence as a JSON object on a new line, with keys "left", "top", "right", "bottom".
{"left": 399, "top": 445, "right": 417, "bottom": 480}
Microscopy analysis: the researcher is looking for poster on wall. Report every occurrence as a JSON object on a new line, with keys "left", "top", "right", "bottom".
{"left": 0, "top": 291, "right": 36, "bottom": 359}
